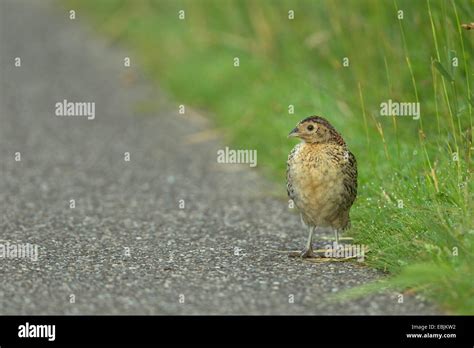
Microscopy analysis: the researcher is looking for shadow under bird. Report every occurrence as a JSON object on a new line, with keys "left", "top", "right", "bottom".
{"left": 286, "top": 116, "right": 358, "bottom": 258}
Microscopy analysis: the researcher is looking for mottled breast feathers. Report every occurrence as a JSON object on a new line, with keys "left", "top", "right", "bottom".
{"left": 286, "top": 142, "right": 357, "bottom": 230}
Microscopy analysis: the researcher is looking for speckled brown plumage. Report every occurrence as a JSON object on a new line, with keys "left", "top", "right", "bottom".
{"left": 286, "top": 115, "right": 358, "bottom": 258}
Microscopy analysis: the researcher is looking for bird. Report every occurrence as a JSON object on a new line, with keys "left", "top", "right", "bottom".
{"left": 286, "top": 115, "right": 358, "bottom": 258}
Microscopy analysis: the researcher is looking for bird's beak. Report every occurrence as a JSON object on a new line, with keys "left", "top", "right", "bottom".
{"left": 288, "top": 127, "right": 299, "bottom": 138}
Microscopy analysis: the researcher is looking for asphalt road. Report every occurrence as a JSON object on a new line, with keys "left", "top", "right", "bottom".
{"left": 0, "top": 0, "right": 437, "bottom": 314}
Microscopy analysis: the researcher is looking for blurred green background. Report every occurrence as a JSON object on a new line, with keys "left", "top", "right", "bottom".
{"left": 66, "top": 0, "right": 473, "bottom": 313}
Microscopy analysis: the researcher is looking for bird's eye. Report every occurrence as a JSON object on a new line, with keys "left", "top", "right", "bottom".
{"left": 307, "top": 125, "right": 314, "bottom": 131}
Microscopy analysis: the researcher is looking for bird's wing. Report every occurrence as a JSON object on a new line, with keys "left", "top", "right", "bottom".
{"left": 341, "top": 150, "right": 358, "bottom": 210}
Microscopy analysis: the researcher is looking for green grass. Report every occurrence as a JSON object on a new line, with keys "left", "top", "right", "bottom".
{"left": 66, "top": 0, "right": 474, "bottom": 314}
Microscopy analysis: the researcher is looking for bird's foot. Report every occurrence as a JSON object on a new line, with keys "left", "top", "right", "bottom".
{"left": 288, "top": 248, "right": 319, "bottom": 259}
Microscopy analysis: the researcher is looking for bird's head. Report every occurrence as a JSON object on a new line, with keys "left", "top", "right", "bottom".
{"left": 288, "top": 115, "right": 345, "bottom": 145}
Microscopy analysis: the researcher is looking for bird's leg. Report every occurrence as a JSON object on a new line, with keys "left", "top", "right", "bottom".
{"left": 334, "top": 228, "right": 340, "bottom": 248}
{"left": 289, "top": 226, "right": 318, "bottom": 258}
{"left": 303, "top": 226, "right": 315, "bottom": 256}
